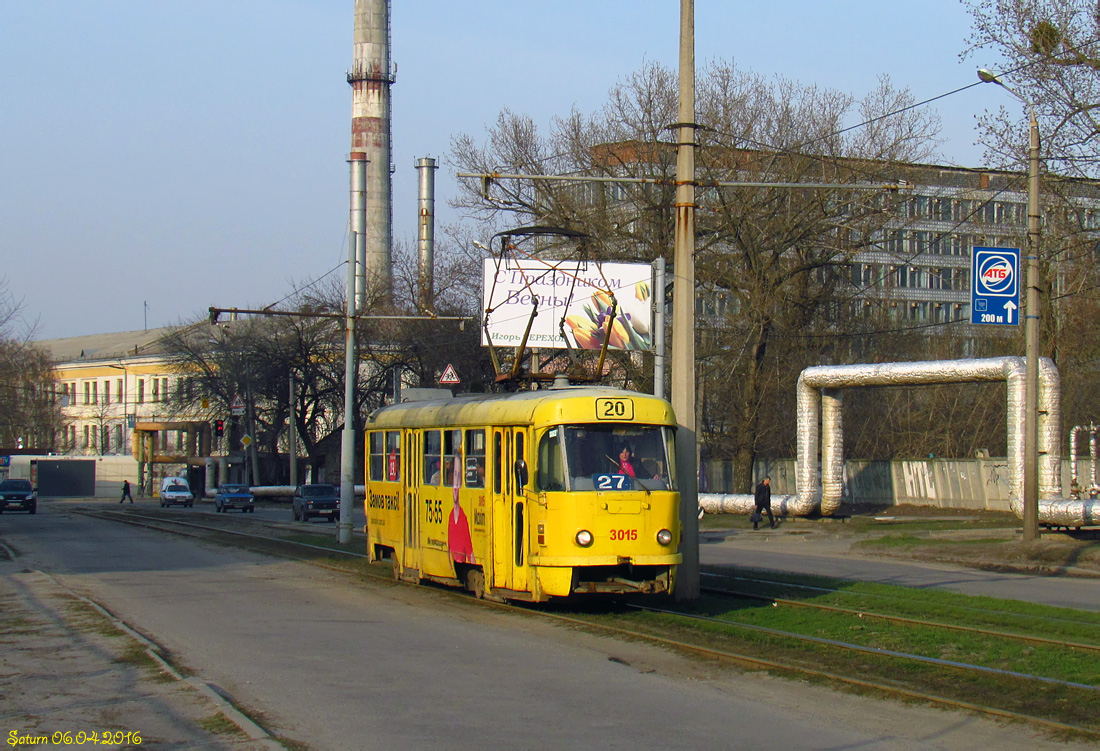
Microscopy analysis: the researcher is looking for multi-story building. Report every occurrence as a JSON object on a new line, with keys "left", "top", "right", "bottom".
{"left": 846, "top": 162, "right": 1100, "bottom": 332}
{"left": 33, "top": 327, "right": 211, "bottom": 495}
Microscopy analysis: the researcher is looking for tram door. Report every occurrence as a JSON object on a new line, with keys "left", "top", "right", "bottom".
{"left": 401, "top": 429, "right": 421, "bottom": 577}
{"left": 491, "top": 427, "right": 528, "bottom": 592}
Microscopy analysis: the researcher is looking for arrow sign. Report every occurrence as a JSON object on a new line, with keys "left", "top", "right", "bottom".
{"left": 439, "top": 364, "right": 460, "bottom": 385}
{"left": 971, "top": 247, "right": 1020, "bottom": 326}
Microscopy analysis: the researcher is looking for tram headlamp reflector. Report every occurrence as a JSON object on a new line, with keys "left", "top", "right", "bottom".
{"left": 575, "top": 530, "right": 594, "bottom": 547}
{"left": 656, "top": 529, "right": 673, "bottom": 546}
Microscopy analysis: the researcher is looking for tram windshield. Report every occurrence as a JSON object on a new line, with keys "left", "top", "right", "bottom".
{"left": 536, "top": 424, "right": 676, "bottom": 492}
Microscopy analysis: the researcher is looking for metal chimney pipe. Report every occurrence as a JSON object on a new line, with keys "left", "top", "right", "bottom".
{"left": 348, "top": 153, "right": 367, "bottom": 304}
{"left": 349, "top": 0, "right": 393, "bottom": 306}
{"left": 416, "top": 157, "right": 438, "bottom": 312}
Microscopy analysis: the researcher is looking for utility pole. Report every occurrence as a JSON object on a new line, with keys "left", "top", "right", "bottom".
{"left": 1023, "top": 105, "right": 1041, "bottom": 541}
{"left": 671, "top": 0, "right": 700, "bottom": 600}
{"left": 977, "top": 69, "right": 1042, "bottom": 540}
{"left": 340, "top": 153, "right": 367, "bottom": 545}
{"left": 289, "top": 373, "right": 298, "bottom": 488}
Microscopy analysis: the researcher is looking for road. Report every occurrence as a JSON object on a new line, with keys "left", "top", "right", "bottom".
{"left": 1, "top": 499, "right": 1095, "bottom": 750}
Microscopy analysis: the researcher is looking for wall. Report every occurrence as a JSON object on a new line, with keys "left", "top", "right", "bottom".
{"left": 702, "top": 457, "right": 1096, "bottom": 510}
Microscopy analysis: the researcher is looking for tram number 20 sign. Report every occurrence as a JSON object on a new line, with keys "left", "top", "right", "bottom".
{"left": 595, "top": 398, "right": 635, "bottom": 421}
{"left": 971, "top": 247, "right": 1020, "bottom": 326}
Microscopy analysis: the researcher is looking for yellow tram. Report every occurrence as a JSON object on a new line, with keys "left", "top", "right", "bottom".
{"left": 364, "top": 385, "right": 681, "bottom": 601}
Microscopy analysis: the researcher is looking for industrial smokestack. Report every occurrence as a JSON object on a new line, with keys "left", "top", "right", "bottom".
{"left": 348, "top": 0, "right": 393, "bottom": 307}
{"left": 416, "top": 157, "right": 437, "bottom": 312}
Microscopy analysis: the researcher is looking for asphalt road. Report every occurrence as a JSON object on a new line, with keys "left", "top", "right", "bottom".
{"left": 1, "top": 499, "right": 1095, "bottom": 750}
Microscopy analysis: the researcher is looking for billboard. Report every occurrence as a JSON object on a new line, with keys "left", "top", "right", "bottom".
{"left": 482, "top": 259, "right": 653, "bottom": 351}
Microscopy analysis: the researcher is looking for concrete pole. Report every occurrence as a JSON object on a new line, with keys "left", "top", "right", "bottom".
{"left": 288, "top": 373, "right": 298, "bottom": 488}
{"left": 339, "top": 226, "right": 359, "bottom": 545}
{"left": 350, "top": 0, "right": 393, "bottom": 306}
{"left": 416, "top": 157, "right": 438, "bottom": 313}
{"left": 1023, "top": 107, "right": 1041, "bottom": 541}
{"left": 671, "top": 0, "right": 699, "bottom": 600}
{"left": 652, "top": 256, "right": 666, "bottom": 400}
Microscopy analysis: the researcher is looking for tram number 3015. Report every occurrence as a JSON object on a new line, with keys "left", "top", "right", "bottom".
{"left": 609, "top": 529, "right": 638, "bottom": 541}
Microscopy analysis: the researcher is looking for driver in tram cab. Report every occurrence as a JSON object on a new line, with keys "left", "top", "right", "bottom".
{"left": 616, "top": 442, "right": 657, "bottom": 479}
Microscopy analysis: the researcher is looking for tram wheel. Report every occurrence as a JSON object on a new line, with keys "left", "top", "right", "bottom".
{"left": 466, "top": 569, "right": 486, "bottom": 600}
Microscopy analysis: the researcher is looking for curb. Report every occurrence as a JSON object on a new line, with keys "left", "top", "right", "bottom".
{"left": 36, "top": 570, "right": 282, "bottom": 748}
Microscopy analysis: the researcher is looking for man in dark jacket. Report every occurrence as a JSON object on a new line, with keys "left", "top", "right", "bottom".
{"left": 753, "top": 476, "right": 774, "bottom": 530}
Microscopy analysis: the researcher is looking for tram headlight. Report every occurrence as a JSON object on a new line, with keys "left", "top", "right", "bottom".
{"left": 575, "top": 530, "right": 594, "bottom": 548}
{"left": 656, "top": 528, "right": 673, "bottom": 546}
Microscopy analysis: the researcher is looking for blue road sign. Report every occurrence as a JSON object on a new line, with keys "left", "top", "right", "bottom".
{"left": 971, "top": 246, "right": 1020, "bottom": 326}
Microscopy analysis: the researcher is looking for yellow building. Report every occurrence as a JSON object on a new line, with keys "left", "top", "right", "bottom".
{"left": 36, "top": 327, "right": 211, "bottom": 495}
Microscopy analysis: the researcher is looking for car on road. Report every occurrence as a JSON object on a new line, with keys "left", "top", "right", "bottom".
{"left": 159, "top": 476, "right": 194, "bottom": 508}
{"left": 0, "top": 479, "right": 37, "bottom": 514}
{"left": 292, "top": 484, "right": 340, "bottom": 522}
{"left": 214, "top": 484, "right": 255, "bottom": 513}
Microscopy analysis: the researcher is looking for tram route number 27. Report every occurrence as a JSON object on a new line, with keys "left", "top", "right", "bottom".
{"left": 595, "top": 397, "right": 634, "bottom": 421}
{"left": 609, "top": 529, "right": 638, "bottom": 541}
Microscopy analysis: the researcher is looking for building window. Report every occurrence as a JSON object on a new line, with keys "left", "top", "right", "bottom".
{"left": 84, "top": 382, "right": 90, "bottom": 405}
{"left": 152, "top": 379, "right": 160, "bottom": 402}
{"left": 91, "top": 381, "right": 98, "bottom": 405}
{"left": 103, "top": 381, "right": 110, "bottom": 406}
{"left": 114, "top": 424, "right": 123, "bottom": 453}
{"left": 137, "top": 379, "right": 144, "bottom": 404}
{"left": 83, "top": 425, "right": 90, "bottom": 449}
{"left": 101, "top": 426, "right": 110, "bottom": 453}
{"left": 117, "top": 379, "right": 124, "bottom": 403}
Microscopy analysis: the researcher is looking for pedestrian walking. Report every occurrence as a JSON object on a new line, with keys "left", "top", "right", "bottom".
{"left": 119, "top": 479, "right": 133, "bottom": 504}
{"left": 753, "top": 476, "right": 774, "bottom": 530}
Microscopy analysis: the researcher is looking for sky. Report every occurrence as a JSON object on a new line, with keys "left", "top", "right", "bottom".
{"left": 1, "top": 1, "right": 1014, "bottom": 341}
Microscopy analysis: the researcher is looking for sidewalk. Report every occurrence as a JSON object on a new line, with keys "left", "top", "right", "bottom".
{"left": 0, "top": 557, "right": 279, "bottom": 749}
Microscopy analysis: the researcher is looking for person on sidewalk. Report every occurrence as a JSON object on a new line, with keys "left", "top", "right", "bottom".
{"left": 119, "top": 480, "right": 133, "bottom": 504}
{"left": 753, "top": 476, "right": 775, "bottom": 530}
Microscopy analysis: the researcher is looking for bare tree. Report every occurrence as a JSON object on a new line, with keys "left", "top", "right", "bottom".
{"left": 0, "top": 278, "right": 62, "bottom": 450}
{"left": 451, "top": 60, "right": 941, "bottom": 489}
{"left": 964, "top": 0, "right": 1100, "bottom": 178}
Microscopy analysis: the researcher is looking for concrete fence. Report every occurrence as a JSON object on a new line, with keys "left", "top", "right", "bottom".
{"left": 704, "top": 457, "right": 1097, "bottom": 512}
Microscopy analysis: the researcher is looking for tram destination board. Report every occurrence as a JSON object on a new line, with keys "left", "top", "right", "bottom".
{"left": 970, "top": 246, "right": 1020, "bottom": 326}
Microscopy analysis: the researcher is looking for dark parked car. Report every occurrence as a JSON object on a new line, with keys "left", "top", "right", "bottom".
{"left": 292, "top": 484, "right": 339, "bottom": 522}
{"left": 214, "top": 484, "right": 255, "bottom": 513}
{"left": 0, "top": 479, "right": 37, "bottom": 514}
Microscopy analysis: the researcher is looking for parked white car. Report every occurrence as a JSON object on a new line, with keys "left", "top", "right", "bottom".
{"left": 159, "top": 477, "right": 194, "bottom": 508}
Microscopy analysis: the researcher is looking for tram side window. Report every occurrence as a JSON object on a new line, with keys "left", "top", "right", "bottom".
{"left": 493, "top": 432, "right": 502, "bottom": 494}
{"left": 424, "top": 430, "right": 442, "bottom": 485}
{"left": 369, "top": 432, "right": 384, "bottom": 481}
{"left": 443, "top": 429, "right": 462, "bottom": 487}
{"left": 537, "top": 428, "right": 564, "bottom": 491}
{"left": 385, "top": 430, "right": 401, "bottom": 482}
{"left": 465, "top": 429, "right": 486, "bottom": 488}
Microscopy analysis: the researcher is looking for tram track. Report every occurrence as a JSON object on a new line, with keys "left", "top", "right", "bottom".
{"left": 705, "top": 570, "right": 1100, "bottom": 630}
{"left": 75, "top": 506, "right": 1100, "bottom": 740}
{"left": 698, "top": 581, "right": 1100, "bottom": 654}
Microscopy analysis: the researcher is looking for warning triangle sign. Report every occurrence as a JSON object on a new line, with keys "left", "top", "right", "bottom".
{"left": 439, "top": 364, "right": 460, "bottom": 385}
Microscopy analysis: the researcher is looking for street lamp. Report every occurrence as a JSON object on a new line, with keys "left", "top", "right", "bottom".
{"left": 978, "top": 68, "right": 1042, "bottom": 541}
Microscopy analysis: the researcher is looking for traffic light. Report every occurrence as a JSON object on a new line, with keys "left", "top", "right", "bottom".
{"left": 214, "top": 419, "right": 224, "bottom": 437}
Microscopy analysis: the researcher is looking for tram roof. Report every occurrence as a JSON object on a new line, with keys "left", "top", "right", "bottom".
{"left": 366, "top": 386, "right": 676, "bottom": 429}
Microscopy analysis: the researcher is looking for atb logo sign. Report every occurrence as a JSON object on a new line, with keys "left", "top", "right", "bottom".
{"left": 976, "top": 251, "right": 1017, "bottom": 297}
{"left": 971, "top": 247, "right": 1020, "bottom": 326}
